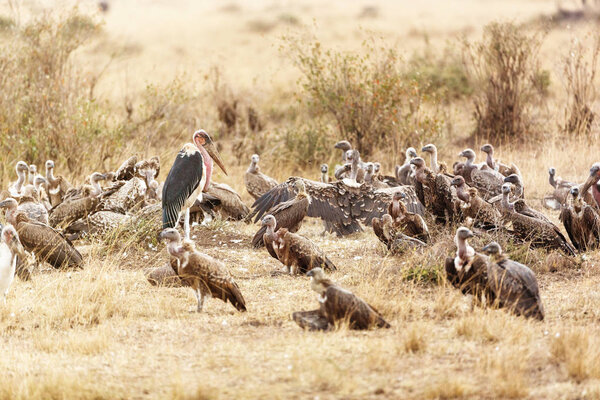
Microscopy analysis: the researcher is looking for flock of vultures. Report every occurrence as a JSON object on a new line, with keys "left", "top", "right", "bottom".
{"left": 1, "top": 129, "right": 600, "bottom": 331}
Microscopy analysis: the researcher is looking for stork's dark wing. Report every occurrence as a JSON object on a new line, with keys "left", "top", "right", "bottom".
{"left": 162, "top": 148, "right": 203, "bottom": 229}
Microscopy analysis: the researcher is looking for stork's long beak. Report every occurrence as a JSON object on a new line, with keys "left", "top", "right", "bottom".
{"left": 581, "top": 167, "right": 600, "bottom": 195}
{"left": 204, "top": 142, "right": 228, "bottom": 176}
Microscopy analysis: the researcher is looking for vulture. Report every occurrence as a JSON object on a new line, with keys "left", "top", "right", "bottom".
{"left": 421, "top": 143, "right": 441, "bottom": 173}
{"left": 581, "top": 163, "right": 600, "bottom": 210}
{"left": 262, "top": 215, "right": 336, "bottom": 274}
{"left": 364, "top": 163, "right": 389, "bottom": 189}
{"left": 481, "top": 242, "right": 544, "bottom": 320}
{"left": 66, "top": 211, "right": 133, "bottom": 240}
{"left": 344, "top": 150, "right": 366, "bottom": 183}
{"left": 251, "top": 176, "right": 423, "bottom": 238}
{"left": 34, "top": 176, "right": 52, "bottom": 210}
{"left": 100, "top": 177, "right": 147, "bottom": 214}
{"left": 377, "top": 214, "right": 426, "bottom": 254}
{"left": 114, "top": 155, "right": 138, "bottom": 181}
{"left": 386, "top": 191, "right": 429, "bottom": 242}
{"left": 501, "top": 183, "right": 553, "bottom": 225}
{"left": 45, "top": 160, "right": 73, "bottom": 207}
{"left": 411, "top": 157, "right": 455, "bottom": 224}
{"left": 334, "top": 140, "right": 353, "bottom": 163}
{"left": 395, "top": 147, "right": 418, "bottom": 185}
{"left": 559, "top": 187, "right": 600, "bottom": 251}
{"left": 459, "top": 149, "right": 504, "bottom": 200}
{"left": 205, "top": 182, "right": 249, "bottom": 221}
{"left": 452, "top": 176, "right": 501, "bottom": 230}
{"left": 500, "top": 185, "right": 576, "bottom": 256}
{"left": 544, "top": 167, "right": 577, "bottom": 210}
{"left": 480, "top": 144, "right": 521, "bottom": 178}
{"left": 9, "top": 161, "right": 29, "bottom": 198}
{"left": 162, "top": 130, "right": 228, "bottom": 239}
{"left": 292, "top": 268, "right": 390, "bottom": 331}
{"left": 28, "top": 164, "right": 40, "bottom": 185}
{"left": 503, "top": 174, "right": 524, "bottom": 199}
{"left": 0, "top": 225, "right": 21, "bottom": 304}
{"left": 49, "top": 185, "right": 102, "bottom": 228}
{"left": 244, "top": 154, "right": 278, "bottom": 200}
{"left": 320, "top": 164, "right": 329, "bottom": 184}
{"left": 18, "top": 185, "right": 49, "bottom": 225}
{"left": 134, "top": 157, "right": 161, "bottom": 201}
{"left": 63, "top": 172, "right": 107, "bottom": 201}
{"left": 251, "top": 179, "right": 310, "bottom": 248}
{"left": 444, "top": 227, "right": 493, "bottom": 304}
{"left": 0, "top": 199, "right": 83, "bottom": 268}
{"left": 158, "top": 228, "right": 246, "bottom": 312}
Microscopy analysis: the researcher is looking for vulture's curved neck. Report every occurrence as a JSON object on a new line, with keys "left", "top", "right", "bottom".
{"left": 248, "top": 161, "right": 258, "bottom": 174}
{"left": 46, "top": 167, "right": 55, "bottom": 183}
{"left": 485, "top": 152, "right": 494, "bottom": 169}
{"left": 456, "top": 185, "right": 470, "bottom": 203}
{"left": 501, "top": 192, "right": 514, "bottom": 212}
{"left": 91, "top": 179, "right": 102, "bottom": 196}
{"left": 465, "top": 155, "right": 475, "bottom": 167}
{"left": 429, "top": 151, "right": 438, "bottom": 173}
{"left": 15, "top": 171, "right": 25, "bottom": 193}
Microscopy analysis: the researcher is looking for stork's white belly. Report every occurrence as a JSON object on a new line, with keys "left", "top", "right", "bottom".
{"left": 183, "top": 161, "right": 208, "bottom": 210}
{"left": 0, "top": 244, "right": 16, "bottom": 295}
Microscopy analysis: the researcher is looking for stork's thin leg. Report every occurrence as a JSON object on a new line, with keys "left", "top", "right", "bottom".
{"left": 184, "top": 208, "right": 190, "bottom": 240}
{"left": 196, "top": 288, "right": 204, "bottom": 313}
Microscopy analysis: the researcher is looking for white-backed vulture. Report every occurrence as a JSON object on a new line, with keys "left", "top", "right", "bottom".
{"left": 386, "top": 191, "right": 429, "bottom": 242}
{"left": 480, "top": 144, "right": 521, "bottom": 178}
{"left": 18, "top": 185, "right": 49, "bottom": 225}
{"left": 292, "top": 268, "right": 390, "bottom": 331}
{"left": 262, "top": 215, "right": 336, "bottom": 274}
{"left": 244, "top": 154, "right": 278, "bottom": 200}
{"left": 451, "top": 176, "right": 501, "bottom": 230}
{"left": 396, "top": 147, "right": 418, "bottom": 186}
{"left": 559, "top": 187, "right": 600, "bottom": 251}
{"left": 411, "top": 157, "right": 456, "bottom": 224}
{"left": 45, "top": 160, "right": 73, "bottom": 207}
{"left": 114, "top": 155, "right": 138, "bottom": 181}
{"left": 481, "top": 242, "right": 544, "bottom": 320}
{"left": 9, "top": 161, "right": 29, "bottom": 198}
{"left": 205, "top": 182, "right": 249, "bottom": 221}
{"left": 158, "top": 228, "right": 246, "bottom": 312}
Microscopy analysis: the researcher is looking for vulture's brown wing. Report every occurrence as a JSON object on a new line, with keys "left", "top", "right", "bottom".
{"left": 322, "top": 286, "right": 390, "bottom": 329}
{"left": 263, "top": 232, "right": 279, "bottom": 260}
{"left": 491, "top": 260, "right": 544, "bottom": 320}
{"left": 207, "top": 183, "right": 249, "bottom": 221}
{"left": 49, "top": 196, "right": 98, "bottom": 228}
{"left": 17, "top": 219, "right": 82, "bottom": 268}
{"left": 583, "top": 205, "right": 600, "bottom": 244}
{"left": 283, "top": 231, "right": 336, "bottom": 273}
{"left": 292, "top": 308, "right": 329, "bottom": 331}
{"left": 189, "top": 253, "right": 247, "bottom": 312}
{"left": 559, "top": 207, "right": 578, "bottom": 250}
{"left": 372, "top": 217, "right": 387, "bottom": 245}
{"left": 251, "top": 194, "right": 309, "bottom": 248}
{"left": 115, "top": 155, "right": 138, "bottom": 181}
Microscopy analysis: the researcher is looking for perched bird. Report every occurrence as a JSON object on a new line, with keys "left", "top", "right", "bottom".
{"left": 459, "top": 149, "right": 504, "bottom": 200}
{"left": 9, "top": 161, "right": 29, "bottom": 198}
{"left": 63, "top": 172, "right": 107, "bottom": 201}
{"left": 28, "top": 165, "right": 40, "bottom": 185}
{"left": 45, "top": 160, "right": 73, "bottom": 207}
{"left": 480, "top": 144, "right": 521, "bottom": 177}
{"left": 0, "top": 198, "right": 82, "bottom": 268}
{"left": 244, "top": 154, "right": 278, "bottom": 200}
{"left": 162, "top": 130, "right": 228, "bottom": 239}
{"left": 334, "top": 140, "right": 353, "bottom": 163}
{"left": 299, "top": 268, "right": 391, "bottom": 330}
{"left": 500, "top": 185, "right": 576, "bottom": 256}
{"left": 0, "top": 225, "right": 22, "bottom": 304}
{"left": 421, "top": 143, "right": 441, "bottom": 173}
{"left": 501, "top": 183, "right": 552, "bottom": 225}
{"left": 378, "top": 214, "right": 426, "bottom": 254}
{"left": 559, "top": 187, "right": 600, "bottom": 251}
{"left": 252, "top": 180, "right": 310, "bottom": 248}
{"left": 345, "top": 150, "right": 366, "bottom": 183}
{"left": 481, "top": 242, "right": 544, "bottom": 320}
{"left": 444, "top": 227, "right": 493, "bottom": 303}
{"left": 544, "top": 167, "right": 577, "bottom": 210}
{"left": 261, "top": 215, "right": 336, "bottom": 274}
{"left": 158, "top": 228, "right": 246, "bottom": 313}
{"left": 205, "top": 182, "right": 249, "bottom": 221}
{"left": 386, "top": 191, "right": 429, "bottom": 242}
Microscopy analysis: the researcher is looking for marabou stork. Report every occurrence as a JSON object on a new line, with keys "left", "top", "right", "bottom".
{"left": 162, "top": 130, "right": 227, "bottom": 239}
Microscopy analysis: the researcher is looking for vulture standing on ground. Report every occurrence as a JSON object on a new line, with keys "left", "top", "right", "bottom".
{"left": 0, "top": 199, "right": 82, "bottom": 268}
{"left": 480, "top": 144, "right": 521, "bottom": 177}
{"left": 410, "top": 157, "right": 455, "bottom": 224}
{"left": 205, "top": 182, "right": 249, "bottom": 221}
{"left": 501, "top": 183, "right": 553, "bottom": 225}
{"left": 261, "top": 215, "right": 336, "bottom": 274}
{"left": 444, "top": 227, "right": 493, "bottom": 303}
{"left": 162, "top": 130, "right": 228, "bottom": 239}
{"left": 378, "top": 214, "right": 426, "bottom": 253}
{"left": 158, "top": 228, "right": 246, "bottom": 312}
{"left": 44, "top": 160, "right": 73, "bottom": 207}
{"left": 244, "top": 154, "right": 278, "bottom": 200}
{"left": 292, "top": 268, "right": 390, "bottom": 331}
{"left": 386, "top": 191, "right": 429, "bottom": 242}
{"left": 28, "top": 165, "right": 40, "bottom": 185}
{"left": 544, "top": 167, "right": 577, "bottom": 210}
{"left": 481, "top": 242, "right": 544, "bottom": 320}
{"left": 500, "top": 185, "right": 576, "bottom": 256}
{"left": 63, "top": 172, "right": 107, "bottom": 201}
{"left": 559, "top": 187, "right": 600, "bottom": 251}
{"left": 9, "top": 161, "right": 29, "bottom": 198}
{"left": 421, "top": 143, "right": 442, "bottom": 174}
{"left": 0, "top": 225, "right": 23, "bottom": 304}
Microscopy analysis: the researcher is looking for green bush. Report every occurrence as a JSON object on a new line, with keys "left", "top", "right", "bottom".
{"left": 463, "top": 22, "right": 546, "bottom": 141}
{"left": 287, "top": 37, "right": 443, "bottom": 157}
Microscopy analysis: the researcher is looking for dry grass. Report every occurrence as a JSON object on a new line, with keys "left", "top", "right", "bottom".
{"left": 0, "top": 0, "right": 599, "bottom": 399}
